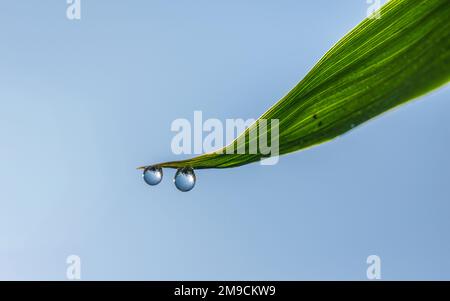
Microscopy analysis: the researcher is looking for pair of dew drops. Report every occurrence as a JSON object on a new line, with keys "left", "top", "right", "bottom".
{"left": 143, "top": 166, "right": 196, "bottom": 192}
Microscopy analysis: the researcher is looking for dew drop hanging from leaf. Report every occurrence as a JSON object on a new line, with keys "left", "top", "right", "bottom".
{"left": 173, "top": 168, "right": 196, "bottom": 192}
{"left": 143, "top": 166, "right": 163, "bottom": 186}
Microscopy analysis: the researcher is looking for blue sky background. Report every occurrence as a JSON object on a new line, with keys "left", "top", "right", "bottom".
{"left": 1, "top": 0, "right": 449, "bottom": 280}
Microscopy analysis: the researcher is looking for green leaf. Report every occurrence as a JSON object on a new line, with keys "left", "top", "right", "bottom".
{"left": 141, "top": 0, "right": 450, "bottom": 170}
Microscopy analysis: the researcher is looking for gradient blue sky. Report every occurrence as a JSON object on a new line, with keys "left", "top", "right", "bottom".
{"left": 1, "top": 0, "right": 449, "bottom": 280}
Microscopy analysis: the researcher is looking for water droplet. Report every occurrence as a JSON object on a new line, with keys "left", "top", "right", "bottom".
{"left": 143, "top": 166, "right": 163, "bottom": 186}
{"left": 174, "top": 167, "right": 196, "bottom": 192}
